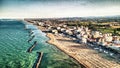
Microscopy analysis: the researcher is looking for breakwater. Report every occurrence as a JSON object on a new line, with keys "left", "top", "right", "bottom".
{"left": 0, "top": 20, "right": 83, "bottom": 68}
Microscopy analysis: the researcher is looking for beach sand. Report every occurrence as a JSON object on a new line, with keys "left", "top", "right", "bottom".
{"left": 26, "top": 20, "right": 120, "bottom": 68}
{"left": 46, "top": 33, "right": 120, "bottom": 68}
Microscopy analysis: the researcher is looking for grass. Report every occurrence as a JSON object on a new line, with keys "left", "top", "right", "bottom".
{"left": 97, "top": 28, "right": 114, "bottom": 33}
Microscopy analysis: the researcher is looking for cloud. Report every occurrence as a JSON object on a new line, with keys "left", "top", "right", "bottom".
{"left": 0, "top": 0, "right": 120, "bottom": 18}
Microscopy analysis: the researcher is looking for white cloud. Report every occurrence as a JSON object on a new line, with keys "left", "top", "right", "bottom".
{"left": 0, "top": 3, "right": 120, "bottom": 18}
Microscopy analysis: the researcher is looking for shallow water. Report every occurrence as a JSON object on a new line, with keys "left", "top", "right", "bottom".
{"left": 0, "top": 20, "right": 82, "bottom": 68}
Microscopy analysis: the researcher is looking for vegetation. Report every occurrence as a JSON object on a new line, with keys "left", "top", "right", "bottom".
{"left": 66, "top": 21, "right": 120, "bottom": 36}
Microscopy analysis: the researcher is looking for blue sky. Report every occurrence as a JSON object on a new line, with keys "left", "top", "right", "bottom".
{"left": 0, "top": 0, "right": 120, "bottom": 18}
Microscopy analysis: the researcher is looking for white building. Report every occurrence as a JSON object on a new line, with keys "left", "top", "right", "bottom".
{"left": 82, "top": 37, "right": 87, "bottom": 43}
{"left": 83, "top": 34, "right": 88, "bottom": 39}
{"left": 37, "top": 22, "right": 44, "bottom": 26}
{"left": 52, "top": 29, "right": 58, "bottom": 34}
{"left": 76, "top": 34, "right": 82, "bottom": 39}
{"left": 66, "top": 30, "right": 73, "bottom": 35}
{"left": 63, "top": 25, "right": 67, "bottom": 28}
{"left": 60, "top": 28, "right": 66, "bottom": 32}
{"left": 92, "top": 31, "right": 100, "bottom": 38}
{"left": 57, "top": 27, "right": 61, "bottom": 30}
{"left": 105, "top": 36, "right": 113, "bottom": 42}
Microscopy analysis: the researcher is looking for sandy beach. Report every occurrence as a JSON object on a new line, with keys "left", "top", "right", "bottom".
{"left": 26, "top": 20, "right": 120, "bottom": 68}
{"left": 46, "top": 33, "right": 120, "bottom": 68}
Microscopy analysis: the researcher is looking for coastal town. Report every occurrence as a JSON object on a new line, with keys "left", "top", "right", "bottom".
{"left": 25, "top": 17, "right": 120, "bottom": 68}
{"left": 1, "top": 0, "right": 120, "bottom": 68}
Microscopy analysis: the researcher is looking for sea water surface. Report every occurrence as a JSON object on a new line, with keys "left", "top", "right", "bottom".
{"left": 0, "top": 20, "right": 82, "bottom": 68}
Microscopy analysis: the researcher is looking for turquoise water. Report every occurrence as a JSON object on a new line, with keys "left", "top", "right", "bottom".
{"left": 0, "top": 20, "right": 82, "bottom": 68}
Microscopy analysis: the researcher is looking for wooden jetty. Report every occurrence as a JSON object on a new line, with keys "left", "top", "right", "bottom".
{"left": 27, "top": 41, "right": 37, "bottom": 52}
{"left": 32, "top": 52, "right": 43, "bottom": 68}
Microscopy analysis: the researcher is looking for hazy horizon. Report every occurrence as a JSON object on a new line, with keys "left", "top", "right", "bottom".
{"left": 0, "top": 0, "right": 120, "bottom": 18}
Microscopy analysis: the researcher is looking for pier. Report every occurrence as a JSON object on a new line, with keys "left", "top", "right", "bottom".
{"left": 27, "top": 41, "right": 37, "bottom": 52}
{"left": 32, "top": 52, "right": 43, "bottom": 68}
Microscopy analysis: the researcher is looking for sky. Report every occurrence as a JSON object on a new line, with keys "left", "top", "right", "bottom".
{"left": 0, "top": 0, "right": 120, "bottom": 18}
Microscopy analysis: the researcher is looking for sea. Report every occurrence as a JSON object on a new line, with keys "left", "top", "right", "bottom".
{"left": 0, "top": 20, "right": 82, "bottom": 68}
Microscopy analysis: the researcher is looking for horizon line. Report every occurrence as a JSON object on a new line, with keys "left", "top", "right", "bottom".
{"left": 0, "top": 15, "right": 120, "bottom": 19}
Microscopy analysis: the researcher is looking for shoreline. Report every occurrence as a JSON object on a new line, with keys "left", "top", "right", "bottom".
{"left": 25, "top": 20, "right": 120, "bottom": 68}
{"left": 46, "top": 33, "right": 87, "bottom": 68}
{"left": 42, "top": 31, "right": 120, "bottom": 68}
{"left": 24, "top": 20, "right": 86, "bottom": 67}
{"left": 45, "top": 33, "right": 120, "bottom": 68}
